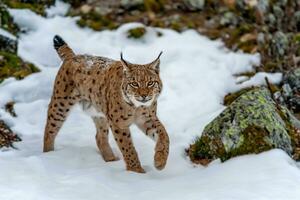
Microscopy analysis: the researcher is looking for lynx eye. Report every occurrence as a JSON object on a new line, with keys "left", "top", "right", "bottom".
{"left": 147, "top": 81, "right": 155, "bottom": 87}
{"left": 129, "top": 82, "right": 139, "bottom": 88}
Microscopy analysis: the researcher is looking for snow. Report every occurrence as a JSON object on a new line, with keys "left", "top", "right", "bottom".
{"left": 0, "top": 1, "right": 299, "bottom": 199}
{"left": 0, "top": 28, "right": 16, "bottom": 40}
{"left": 46, "top": 0, "right": 70, "bottom": 18}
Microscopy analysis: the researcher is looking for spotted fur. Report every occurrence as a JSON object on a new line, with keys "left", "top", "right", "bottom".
{"left": 43, "top": 35, "right": 169, "bottom": 173}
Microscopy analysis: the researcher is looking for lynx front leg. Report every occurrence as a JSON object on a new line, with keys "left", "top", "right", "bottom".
{"left": 136, "top": 116, "right": 170, "bottom": 170}
{"left": 110, "top": 124, "right": 145, "bottom": 173}
{"left": 93, "top": 117, "right": 118, "bottom": 162}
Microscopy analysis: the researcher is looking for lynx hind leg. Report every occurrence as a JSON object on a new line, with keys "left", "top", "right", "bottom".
{"left": 43, "top": 69, "right": 78, "bottom": 152}
{"left": 43, "top": 95, "right": 77, "bottom": 152}
{"left": 136, "top": 116, "right": 169, "bottom": 170}
{"left": 93, "top": 117, "right": 118, "bottom": 162}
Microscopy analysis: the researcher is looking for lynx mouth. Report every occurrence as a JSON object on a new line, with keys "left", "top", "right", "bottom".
{"left": 136, "top": 97, "right": 152, "bottom": 103}
{"left": 137, "top": 99, "right": 149, "bottom": 103}
{"left": 132, "top": 96, "right": 154, "bottom": 107}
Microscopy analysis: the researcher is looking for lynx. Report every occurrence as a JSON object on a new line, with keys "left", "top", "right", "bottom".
{"left": 43, "top": 35, "right": 169, "bottom": 173}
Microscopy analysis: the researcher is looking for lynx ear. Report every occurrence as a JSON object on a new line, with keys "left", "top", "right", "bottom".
{"left": 149, "top": 51, "right": 162, "bottom": 73}
{"left": 120, "top": 52, "right": 130, "bottom": 72}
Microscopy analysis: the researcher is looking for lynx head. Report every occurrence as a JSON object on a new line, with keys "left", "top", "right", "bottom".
{"left": 120, "top": 52, "right": 163, "bottom": 107}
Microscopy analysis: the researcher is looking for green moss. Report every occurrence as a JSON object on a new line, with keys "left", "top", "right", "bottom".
{"left": 170, "top": 21, "right": 182, "bottom": 32}
{"left": 222, "top": 125, "right": 273, "bottom": 161}
{"left": 235, "top": 71, "right": 256, "bottom": 78}
{"left": 0, "top": 51, "right": 40, "bottom": 82}
{"left": 223, "top": 87, "right": 255, "bottom": 106}
{"left": 293, "top": 33, "right": 300, "bottom": 43}
{"left": 143, "top": 0, "right": 165, "bottom": 12}
{"left": 2, "top": 0, "right": 51, "bottom": 15}
{"left": 76, "top": 12, "right": 118, "bottom": 31}
{"left": 237, "top": 40, "right": 257, "bottom": 53}
{"left": 127, "top": 27, "right": 147, "bottom": 39}
{"left": 189, "top": 136, "right": 213, "bottom": 161}
{"left": 263, "top": 62, "right": 281, "bottom": 73}
{"left": 231, "top": 24, "right": 254, "bottom": 39}
{"left": 0, "top": 4, "right": 19, "bottom": 34}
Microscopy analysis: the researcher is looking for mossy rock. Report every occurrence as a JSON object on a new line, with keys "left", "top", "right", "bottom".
{"left": 0, "top": 3, "right": 19, "bottom": 34}
{"left": 0, "top": 31, "right": 18, "bottom": 54}
{"left": 189, "top": 87, "right": 300, "bottom": 165}
{"left": 0, "top": 51, "right": 40, "bottom": 83}
{"left": 223, "top": 86, "right": 255, "bottom": 106}
{"left": 75, "top": 11, "right": 118, "bottom": 31}
{"left": 127, "top": 27, "right": 146, "bottom": 39}
{"left": 2, "top": 0, "right": 54, "bottom": 16}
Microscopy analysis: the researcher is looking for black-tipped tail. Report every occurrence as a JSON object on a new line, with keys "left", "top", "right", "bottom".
{"left": 53, "top": 35, "right": 75, "bottom": 60}
{"left": 53, "top": 35, "right": 66, "bottom": 50}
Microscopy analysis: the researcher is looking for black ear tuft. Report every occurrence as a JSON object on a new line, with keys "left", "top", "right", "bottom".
{"left": 120, "top": 52, "right": 130, "bottom": 72}
{"left": 149, "top": 51, "right": 163, "bottom": 73}
{"left": 157, "top": 51, "right": 163, "bottom": 59}
{"left": 120, "top": 52, "right": 129, "bottom": 66}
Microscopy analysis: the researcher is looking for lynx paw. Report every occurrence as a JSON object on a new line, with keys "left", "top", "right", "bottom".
{"left": 127, "top": 166, "right": 146, "bottom": 173}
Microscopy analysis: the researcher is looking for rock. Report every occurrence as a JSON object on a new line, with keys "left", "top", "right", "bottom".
{"left": 266, "top": 13, "right": 276, "bottom": 27}
{"left": 183, "top": 0, "right": 205, "bottom": 10}
{"left": 246, "top": 0, "right": 258, "bottom": 8}
{"left": 0, "top": 29, "right": 17, "bottom": 54}
{"left": 274, "top": 67, "right": 300, "bottom": 114}
{"left": 254, "top": 0, "right": 269, "bottom": 23}
{"left": 294, "top": 11, "right": 300, "bottom": 30}
{"left": 0, "top": 51, "right": 40, "bottom": 83}
{"left": 271, "top": 31, "right": 289, "bottom": 57}
{"left": 256, "top": 32, "right": 265, "bottom": 44}
{"left": 235, "top": 0, "right": 246, "bottom": 10}
{"left": 80, "top": 4, "right": 92, "bottom": 14}
{"left": 283, "top": 68, "right": 300, "bottom": 93}
{"left": 272, "top": 5, "right": 284, "bottom": 20}
{"left": 120, "top": 0, "right": 144, "bottom": 10}
{"left": 278, "top": 68, "right": 300, "bottom": 113}
{"left": 188, "top": 87, "right": 300, "bottom": 165}
{"left": 94, "top": 6, "right": 112, "bottom": 15}
{"left": 0, "top": 119, "right": 21, "bottom": 149}
{"left": 282, "top": 83, "right": 293, "bottom": 97}
{"left": 220, "top": 12, "right": 238, "bottom": 26}
{"left": 256, "top": 0, "right": 269, "bottom": 13}
{"left": 276, "top": 0, "right": 288, "bottom": 7}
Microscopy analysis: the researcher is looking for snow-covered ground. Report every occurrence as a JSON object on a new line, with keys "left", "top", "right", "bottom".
{"left": 0, "top": 2, "right": 299, "bottom": 200}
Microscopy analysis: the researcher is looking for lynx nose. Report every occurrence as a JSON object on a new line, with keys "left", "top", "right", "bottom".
{"left": 137, "top": 95, "right": 149, "bottom": 103}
